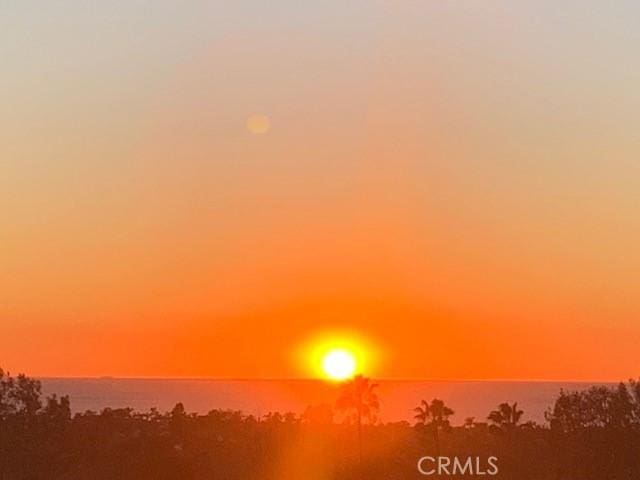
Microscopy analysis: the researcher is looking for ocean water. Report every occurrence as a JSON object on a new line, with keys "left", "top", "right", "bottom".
{"left": 40, "top": 378, "right": 612, "bottom": 424}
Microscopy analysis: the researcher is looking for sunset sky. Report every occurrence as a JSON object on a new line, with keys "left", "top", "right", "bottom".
{"left": 2, "top": 1, "right": 639, "bottom": 380}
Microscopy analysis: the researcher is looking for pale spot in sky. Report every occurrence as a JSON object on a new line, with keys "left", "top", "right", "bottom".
{"left": 246, "top": 114, "right": 270, "bottom": 134}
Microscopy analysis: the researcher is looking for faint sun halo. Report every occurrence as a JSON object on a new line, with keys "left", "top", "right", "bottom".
{"left": 246, "top": 114, "right": 270, "bottom": 134}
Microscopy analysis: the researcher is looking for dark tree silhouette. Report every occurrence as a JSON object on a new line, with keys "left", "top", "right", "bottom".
{"left": 463, "top": 416, "right": 475, "bottom": 429}
{"left": 628, "top": 378, "right": 640, "bottom": 423}
{"left": 546, "top": 383, "right": 639, "bottom": 432}
{"left": 2, "top": 366, "right": 640, "bottom": 480}
{"left": 335, "top": 375, "right": 379, "bottom": 465}
{"left": 302, "top": 403, "right": 334, "bottom": 425}
{"left": 413, "top": 398, "right": 454, "bottom": 455}
{"left": 0, "top": 368, "right": 42, "bottom": 417}
{"left": 488, "top": 402, "right": 524, "bottom": 430}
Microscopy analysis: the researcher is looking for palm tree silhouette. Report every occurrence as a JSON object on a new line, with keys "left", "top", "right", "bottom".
{"left": 488, "top": 402, "right": 524, "bottom": 430}
{"left": 414, "top": 399, "right": 454, "bottom": 456}
{"left": 335, "top": 375, "right": 379, "bottom": 465}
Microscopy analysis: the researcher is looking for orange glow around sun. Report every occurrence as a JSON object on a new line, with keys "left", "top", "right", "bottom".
{"left": 296, "top": 330, "right": 380, "bottom": 381}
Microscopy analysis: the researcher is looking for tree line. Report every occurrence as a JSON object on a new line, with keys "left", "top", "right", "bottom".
{"left": 1, "top": 369, "right": 639, "bottom": 479}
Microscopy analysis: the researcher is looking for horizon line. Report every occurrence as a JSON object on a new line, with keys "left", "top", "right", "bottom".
{"left": 33, "top": 375, "right": 626, "bottom": 384}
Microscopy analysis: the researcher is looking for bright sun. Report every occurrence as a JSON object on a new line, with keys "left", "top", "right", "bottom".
{"left": 298, "top": 330, "right": 378, "bottom": 381}
{"left": 322, "top": 348, "right": 357, "bottom": 381}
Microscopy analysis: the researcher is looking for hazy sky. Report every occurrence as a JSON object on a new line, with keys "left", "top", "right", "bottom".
{"left": 2, "top": 1, "right": 640, "bottom": 380}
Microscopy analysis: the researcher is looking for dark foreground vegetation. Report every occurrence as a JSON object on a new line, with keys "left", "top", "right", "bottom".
{"left": 1, "top": 369, "right": 640, "bottom": 479}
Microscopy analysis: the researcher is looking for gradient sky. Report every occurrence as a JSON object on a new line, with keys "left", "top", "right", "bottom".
{"left": 2, "top": 1, "right": 639, "bottom": 380}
